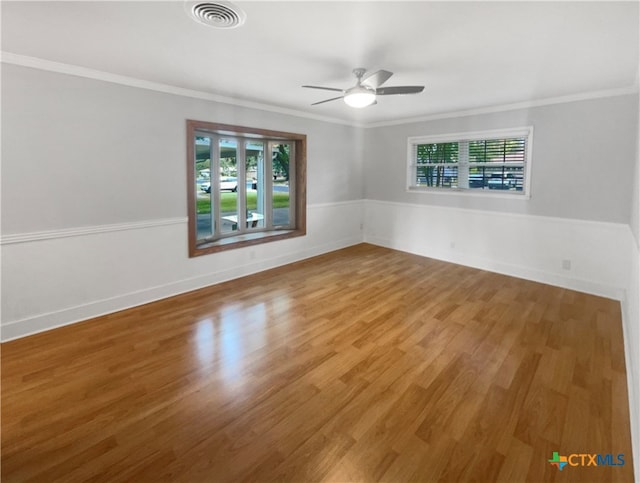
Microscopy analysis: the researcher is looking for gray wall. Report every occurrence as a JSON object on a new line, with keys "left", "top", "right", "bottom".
{"left": 363, "top": 94, "right": 639, "bottom": 224}
{"left": 4, "top": 63, "right": 635, "bottom": 233}
{"left": 1, "top": 64, "right": 364, "bottom": 235}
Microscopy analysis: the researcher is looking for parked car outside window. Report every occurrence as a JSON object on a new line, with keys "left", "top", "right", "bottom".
{"left": 201, "top": 177, "right": 238, "bottom": 193}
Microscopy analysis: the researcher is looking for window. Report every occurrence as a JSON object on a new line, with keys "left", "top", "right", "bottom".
{"left": 187, "top": 121, "right": 306, "bottom": 256}
{"left": 407, "top": 127, "right": 533, "bottom": 197}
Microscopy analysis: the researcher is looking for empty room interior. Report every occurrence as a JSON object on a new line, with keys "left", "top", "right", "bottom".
{"left": 1, "top": 1, "right": 639, "bottom": 481}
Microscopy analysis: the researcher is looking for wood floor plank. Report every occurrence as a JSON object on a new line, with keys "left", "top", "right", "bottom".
{"left": 1, "top": 243, "right": 634, "bottom": 482}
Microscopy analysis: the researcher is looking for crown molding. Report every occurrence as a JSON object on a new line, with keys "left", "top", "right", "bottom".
{"left": 364, "top": 85, "right": 639, "bottom": 128}
{"left": 2, "top": 51, "right": 636, "bottom": 130}
{"left": 0, "top": 51, "right": 364, "bottom": 128}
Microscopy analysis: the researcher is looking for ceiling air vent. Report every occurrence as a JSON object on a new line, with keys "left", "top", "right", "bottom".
{"left": 187, "top": 1, "right": 246, "bottom": 29}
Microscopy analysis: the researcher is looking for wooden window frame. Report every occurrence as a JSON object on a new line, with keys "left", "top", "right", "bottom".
{"left": 187, "top": 120, "right": 306, "bottom": 257}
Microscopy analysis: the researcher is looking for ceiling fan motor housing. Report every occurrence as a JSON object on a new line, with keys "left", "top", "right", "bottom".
{"left": 353, "top": 68, "right": 367, "bottom": 80}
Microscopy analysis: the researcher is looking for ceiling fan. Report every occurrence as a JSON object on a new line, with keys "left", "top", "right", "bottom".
{"left": 303, "top": 68, "right": 424, "bottom": 108}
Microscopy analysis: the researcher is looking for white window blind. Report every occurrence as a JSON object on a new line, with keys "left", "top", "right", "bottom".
{"left": 407, "top": 127, "right": 533, "bottom": 196}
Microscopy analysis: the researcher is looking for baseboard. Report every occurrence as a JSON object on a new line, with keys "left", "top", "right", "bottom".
{"left": 620, "top": 238, "right": 639, "bottom": 482}
{"left": 621, "top": 298, "right": 640, "bottom": 483}
{"left": 365, "top": 234, "right": 625, "bottom": 300}
{"left": 0, "top": 235, "right": 362, "bottom": 342}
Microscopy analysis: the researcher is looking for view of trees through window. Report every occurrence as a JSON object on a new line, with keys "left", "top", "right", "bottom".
{"left": 187, "top": 120, "right": 306, "bottom": 256}
{"left": 411, "top": 132, "right": 530, "bottom": 193}
{"left": 194, "top": 136, "right": 293, "bottom": 241}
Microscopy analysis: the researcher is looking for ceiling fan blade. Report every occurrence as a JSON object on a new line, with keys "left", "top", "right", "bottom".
{"left": 311, "top": 96, "right": 344, "bottom": 106}
{"left": 376, "top": 86, "right": 425, "bottom": 96}
{"left": 302, "top": 85, "right": 344, "bottom": 93}
{"left": 361, "top": 70, "right": 393, "bottom": 88}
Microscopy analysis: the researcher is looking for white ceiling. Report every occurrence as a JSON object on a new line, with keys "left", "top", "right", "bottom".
{"left": 2, "top": 1, "right": 638, "bottom": 125}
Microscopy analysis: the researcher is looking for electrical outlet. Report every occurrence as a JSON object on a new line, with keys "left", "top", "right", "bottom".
{"left": 562, "top": 259, "right": 571, "bottom": 270}
{"left": 450, "top": 241, "right": 456, "bottom": 249}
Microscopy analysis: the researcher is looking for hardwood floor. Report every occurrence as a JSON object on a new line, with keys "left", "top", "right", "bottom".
{"left": 1, "top": 243, "right": 634, "bottom": 482}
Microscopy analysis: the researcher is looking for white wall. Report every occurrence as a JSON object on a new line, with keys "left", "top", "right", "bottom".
{"left": 0, "top": 64, "right": 364, "bottom": 340}
{"left": 624, "top": 89, "right": 640, "bottom": 482}
{"left": 625, "top": 238, "right": 639, "bottom": 481}
{"left": 364, "top": 200, "right": 631, "bottom": 299}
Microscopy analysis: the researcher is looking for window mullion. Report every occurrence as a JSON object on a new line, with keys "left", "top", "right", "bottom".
{"left": 458, "top": 141, "right": 469, "bottom": 189}
{"left": 212, "top": 134, "right": 221, "bottom": 239}
{"left": 236, "top": 139, "right": 246, "bottom": 233}
{"left": 265, "top": 141, "right": 274, "bottom": 230}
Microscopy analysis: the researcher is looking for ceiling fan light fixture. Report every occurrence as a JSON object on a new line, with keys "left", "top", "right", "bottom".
{"left": 344, "top": 87, "right": 376, "bottom": 108}
{"left": 304, "top": 68, "right": 423, "bottom": 108}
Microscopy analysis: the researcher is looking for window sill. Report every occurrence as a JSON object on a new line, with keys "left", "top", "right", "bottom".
{"left": 191, "top": 228, "right": 304, "bottom": 256}
{"left": 407, "top": 186, "right": 530, "bottom": 200}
